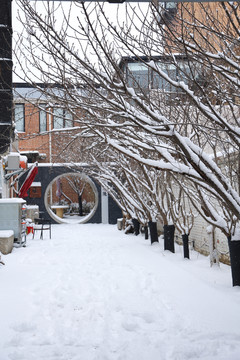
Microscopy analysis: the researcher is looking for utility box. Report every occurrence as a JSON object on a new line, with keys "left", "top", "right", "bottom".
{"left": 7, "top": 153, "right": 20, "bottom": 170}
{"left": 0, "top": 198, "right": 26, "bottom": 245}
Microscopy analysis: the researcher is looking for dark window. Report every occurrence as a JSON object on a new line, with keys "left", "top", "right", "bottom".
{"left": 39, "top": 104, "right": 47, "bottom": 133}
{"left": 53, "top": 107, "right": 73, "bottom": 129}
{"left": 14, "top": 104, "right": 25, "bottom": 132}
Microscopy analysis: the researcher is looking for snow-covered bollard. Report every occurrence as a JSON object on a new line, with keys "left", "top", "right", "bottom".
{"left": 117, "top": 218, "right": 123, "bottom": 231}
{"left": 0, "top": 230, "right": 14, "bottom": 255}
{"left": 207, "top": 225, "right": 219, "bottom": 267}
{"left": 124, "top": 218, "right": 134, "bottom": 234}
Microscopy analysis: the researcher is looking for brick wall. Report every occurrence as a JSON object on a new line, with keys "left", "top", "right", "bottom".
{"left": 16, "top": 102, "right": 83, "bottom": 163}
{"left": 51, "top": 176, "right": 95, "bottom": 205}
{"left": 17, "top": 103, "right": 50, "bottom": 161}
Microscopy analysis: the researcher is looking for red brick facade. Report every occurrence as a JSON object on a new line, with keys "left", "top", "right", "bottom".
{"left": 15, "top": 101, "right": 82, "bottom": 164}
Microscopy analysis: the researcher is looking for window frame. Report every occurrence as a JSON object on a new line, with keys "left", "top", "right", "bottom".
{"left": 53, "top": 106, "right": 73, "bottom": 129}
{"left": 39, "top": 103, "right": 47, "bottom": 133}
{"left": 124, "top": 58, "right": 190, "bottom": 93}
{"left": 126, "top": 62, "right": 150, "bottom": 89}
{"left": 14, "top": 103, "right": 25, "bottom": 133}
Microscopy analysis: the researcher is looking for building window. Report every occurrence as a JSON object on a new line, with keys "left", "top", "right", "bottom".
{"left": 127, "top": 62, "right": 149, "bottom": 89}
{"left": 39, "top": 104, "right": 47, "bottom": 133}
{"left": 124, "top": 59, "right": 190, "bottom": 93}
{"left": 152, "top": 63, "right": 177, "bottom": 92}
{"left": 65, "top": 110, "right": 73, "bottom": 128}
{"left": 14, "top": 104, "right": 25, "bottom": 132}
{"left": 165, "top": 2, "right": 177, "bottom": 10}
{"left": 159, "top": 2, "right": 177, "bottom": 24}
{"left": 53, "top": 107, "right": 73, "bottom": 129}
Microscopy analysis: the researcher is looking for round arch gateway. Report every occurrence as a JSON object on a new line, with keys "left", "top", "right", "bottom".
{"left": 44, "top": 172, "right": 99, "bottom": 224}
{"left": 21, "top": 164, "right": 122, "bottom": 224}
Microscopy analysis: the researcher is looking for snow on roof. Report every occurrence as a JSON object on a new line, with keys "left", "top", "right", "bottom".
{"left": 31, "top": 182, "right": 41, "bottom": 187}
{"left": 0, "top": 198, "right": 26, "bottom": 204}
{"left": 25, "top": 205, "right": 39, "bottom": 209}
{"left": 13, "top": 84, "right": 86, "bottom": 101}
{"left": 37, "top": 162, "right": 90, "bottom": 167}
{"left": 20, "top": 151, "right": 39, "bottom": 155}
{"left": 0, "top": 230, "right": 14, "bottom": 237}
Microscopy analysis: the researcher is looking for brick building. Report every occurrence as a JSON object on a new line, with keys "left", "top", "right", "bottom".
{"left": 12, "top": 83, "right": 122, "bottom": 225}
{"left": 13, "top": 83, "right": 82, "bottom": 164}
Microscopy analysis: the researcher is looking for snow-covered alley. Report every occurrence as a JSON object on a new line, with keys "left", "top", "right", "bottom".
{"left": 1, "top": 224, "right": 240, "bottom": 360}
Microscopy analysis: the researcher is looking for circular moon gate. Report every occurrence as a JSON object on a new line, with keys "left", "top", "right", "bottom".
{"left": 44, "top": 172, "right": 99, "bottom": 224}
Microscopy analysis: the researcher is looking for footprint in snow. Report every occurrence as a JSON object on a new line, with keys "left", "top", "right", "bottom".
{"left": 139, "top": 312, "right": 155, "bottom": 324}
{"left": 122, "top": 320, "right": 139, "bottom": 332}
{"left": 11, "top": 322, "right": 36, "bottom": 333}
{"left": 8, "top": 351, "right": 26, "bottom": 360}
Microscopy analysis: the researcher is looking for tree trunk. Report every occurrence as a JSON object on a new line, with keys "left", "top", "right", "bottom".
{"left": 228, "top": 236, "right": 240, "bottom": 287}
{"left": 148, "top": 221, "right": 158, "bottom": 244}
{"left": 78, "top": 195, "right": 83, "bottom": 216}
{"left": 132, "top": 218, "right": 140, "bottom": 236}
{"left": 164, "top": 225, "right": 175, "bottom": 253}
{"left": 182, "top": 234, "right": 189, "bottom": 259}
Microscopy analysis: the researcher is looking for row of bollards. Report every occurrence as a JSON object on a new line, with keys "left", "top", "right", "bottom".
{"left": 130, "top": 218, "right": 240, "bottom": 287}
{"left": 132, "top": 218, "right": 190, "bottom": 259}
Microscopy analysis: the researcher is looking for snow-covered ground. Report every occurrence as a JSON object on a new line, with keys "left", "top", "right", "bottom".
{"left": 1, "top": 224, "right": 240, "bottom": 360}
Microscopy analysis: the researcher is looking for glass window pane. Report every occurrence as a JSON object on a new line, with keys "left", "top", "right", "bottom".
{"left": 165, "top": 2, "right": 177, "bottom": 9}
{"left": 65, "top": 110, "right": 73, "bottom": 128}
{"left": 177, "top": 61, "right": 191, "bottom": 82}
{"left": 14, "top": 104, "right": 24, "bottom": 132}
{"left": 128, "top": 63, "right": 148, "bottom": 72}
{"left": 127, "top": 63, "right": 149, "bottom": 89}
{"left": 153, "top": 63, "right": 177, "bottom": 92}
{"left": 53, "top": 108, "right": 64, "bottom": 129}
{"left": 39, "top": 104, "right": 47, "bottom": 132}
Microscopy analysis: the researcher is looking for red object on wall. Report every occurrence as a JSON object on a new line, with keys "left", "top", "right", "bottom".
{"left": 18, "top": 163, "right": 38, "bottom": 198}
{"left": 26, "top": 226, "right": 34, "bottom": 235}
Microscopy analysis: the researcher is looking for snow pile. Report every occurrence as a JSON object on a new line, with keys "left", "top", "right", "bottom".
{"left": 0, "top": 223, "right": 240, "bottom": 360}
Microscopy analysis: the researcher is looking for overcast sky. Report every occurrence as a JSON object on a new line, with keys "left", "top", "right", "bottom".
{"left": 12, "top": 1, "right": 153, "bottom": 82}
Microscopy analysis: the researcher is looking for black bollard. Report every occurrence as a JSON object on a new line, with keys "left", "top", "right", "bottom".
{"left": 228, "top": 236, "right": 240, "bottom": 287}
{"left": 182, "top": 234, "right": 190, "bottom": 259}
{"left": 148, "top": 221, "right": 158, "bottom": 244}
{"left": 164, "top": 224, "right": 175, "bottom": 253}
{"left": 132, "top": 218, "right": 140, "bottom": 235}
{"left": 144, "top": 225, "right": 149, "bottom": 240}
